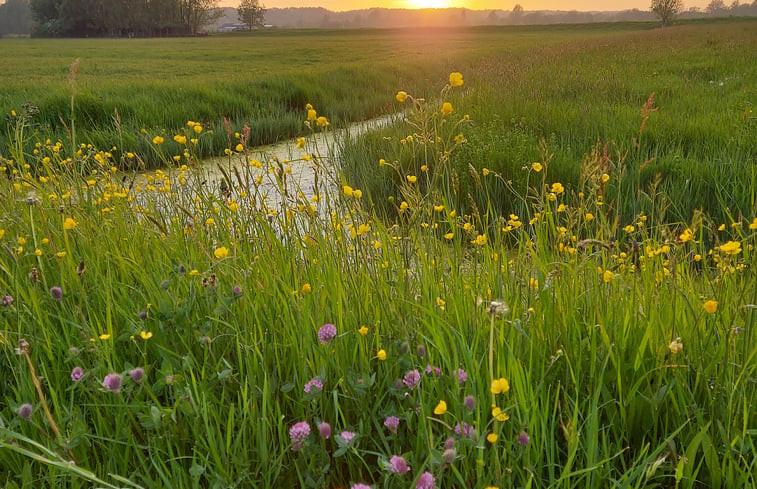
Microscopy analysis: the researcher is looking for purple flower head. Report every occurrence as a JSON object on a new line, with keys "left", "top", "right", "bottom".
{"left": 70, "top": 366, "right": 84, "bottom": 382}
{"left": 289, "top": 421, "right": 310, "bottom": 451}
{"left": 425, "top": 364, "right": 441, "bottom": 377}
{"left": 454, "top": 422, "right": 477, "bottom": 440}
{"left": 130, "top": 367, "right": 145, "bottom": 383}
{"left": 318, "top": 421, "right": 331, "bottom": 439}
{"left": 416, "top": 471, "right": 435, "bottom": 489}
{"left": 103, "top": 373, "right": 122, "bottom": 394}
{"left": 444, "top": 437, "right": 455, "bottom": 450}
{"left": 518, "top": 430, "right": 531, "bottom": 446}
{"left": 351, "top": 484, "right": 372, "bottom": 489}
{"left": 403, "top": 369, "right": 421, "bottom": 390}
{"left": 390, "top": 455, "right": 410, "bottom": 474}
{"left": 232, "top": 285, "right": 243, "bottom": 296}
{"left": 318, "top": 323, "right": 337, "bottom": 344}
{"left": 138, "top": 310, "right": 148, "bottom": 321}
{"left": 18, "top": 403, "right": 33, "bottom": 420}
{"left": 49, "top": 286, "right": 63, "bottom": 300}
{"left": 304, "top": 378, "right": 323, "bottom": 394}
{"left": 340, "top": 430, "right": 356, "bottom": 444}
{"left": 1, "top": 294, "right": 13, "bottom": 307}
{"left": 464, "top": 395, "right": 476, "bottom": 410}
{"left": 384, "top": 415, "right": 400, "bottom": 433}
{"left": 394, "top": 379, "right": 404, "bottom": 389}
{"left": 455, "top": 368, "right": 468, "bottom": 384}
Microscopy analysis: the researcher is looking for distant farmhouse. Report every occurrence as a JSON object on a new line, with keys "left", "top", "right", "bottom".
{"left": 218, "top": 23, "right": 250, "bottom": 32}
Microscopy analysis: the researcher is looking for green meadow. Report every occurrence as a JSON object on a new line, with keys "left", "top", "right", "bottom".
{"left": 1, "top": 20, "right": 756, "bottom": 489}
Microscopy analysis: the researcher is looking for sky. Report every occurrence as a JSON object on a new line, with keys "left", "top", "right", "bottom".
{"left": 221, "top": 1, "right": 714, "bottom": 12}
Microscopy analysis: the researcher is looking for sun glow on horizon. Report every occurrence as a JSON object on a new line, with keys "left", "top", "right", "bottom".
{"left": 407, "top": 0, "right": 452, "bottom": 8}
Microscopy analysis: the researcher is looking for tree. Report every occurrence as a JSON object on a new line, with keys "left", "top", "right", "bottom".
{"left": 706, "top": 0, "right": 727, "bottom": 14}
{"left": 651, "top": 0, "right": 683, "bottom": 27}
{"left": 238, "top": 0, "right": 265, "bottom": 29}
{"left": 0, "top": 0, "right": 32, "bottom": 36}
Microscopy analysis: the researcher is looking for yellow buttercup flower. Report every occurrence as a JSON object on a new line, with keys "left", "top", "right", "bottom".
{"left": 152, "top": 135, "right": 164, "bottom": 145}
{"left": 173, "top": 135, "right": 187, "bottom": 145}
{"left": 307, "top": 109, "right": 317, "bottom": 121}
{"left": 449, "top": 72, "right": 464, "bottom": 87}
{"left": 441, "top": 102, "right": 453, "bottom": 116}
{"left": 396, "top": 91, "right": 408, "bottom": 103}
{"left": 486, "top": 432, "right": 498, "bottom": 443}
{"left": 99, "top": 333, "right": 111, "bottom": 340}
{"left": 316, "top": 116, "right": 329, "bottom": 127}
{"left": 491, "top": 406, "right": 509, "bottom": 422}
{"left": 301, "top": 283, "right": 312, "bottom": 293}
{"left": 550, "top": 182, "right": 564, "bottom": 195}
{"left": 749, "top": 217, "right": 757, "bottom": 230}
{"left": 703, "top": 300, "right": 718, "bottom": 314}
{"left": 601, "top": 173, "right": 610, "bottom": 183}
{"left": 679, "top": 228, "right": 694, "bottom": 243}
{"left": 297, "top": 137, "right": 306, "bottom": 149}
{"left": 140, "top": 331, "right": 153, "bottom": 340}
{"left": 358, "top": 326, "right": 368, "bottom": 336}
{"left": 444, "top": 232, "right": 454, "bottom": 240}
{"left": 377, "top": 349, "right": 387, "bottom": 361}
{"left": 214, "top": 246, "right": 229, "bottom": 259}
{"left": 406, "top": 175, "right": 417, "bottom": 184}
{"left": 718, "top": 240, "right": 741, "bottom": 255}
{"left": 531, "top": 162, "right": 543, "bottom": 172}
{"left": 343, "top": 185, "right": 353, "bottom": 197}
{"left": 491, "top": 377, "right": 510, "bottom": 394}
{"left": 434, "top": 400, "right": 447, "bottom": 415}
{"left": 602, "top": 270, "right": 614, "bottom": 283}
{"left": 63, "top": 217, "right": 78, "bottom": 230}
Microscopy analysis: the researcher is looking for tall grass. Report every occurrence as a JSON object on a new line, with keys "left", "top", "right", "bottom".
{"left": 1, "top": 61, "right": 755, "bottom": 488}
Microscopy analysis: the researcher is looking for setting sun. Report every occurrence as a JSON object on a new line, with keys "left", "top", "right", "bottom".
{"left": 407, "top": 0, "right": 452, "bottom": 8}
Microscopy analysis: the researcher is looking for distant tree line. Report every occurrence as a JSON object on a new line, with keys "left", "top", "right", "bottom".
{"left": 0, "top": 0, "right": 32, "bottom": 36}
{"left": 25, "top": 0, "right": 221, "bottom": 37}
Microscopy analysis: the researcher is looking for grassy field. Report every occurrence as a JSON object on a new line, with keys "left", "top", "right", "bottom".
{"left": 1, "top": 20, "right": 756, "bottom": 489}
{"left": 0, "top": 23, "right": 656, "bottom": 168}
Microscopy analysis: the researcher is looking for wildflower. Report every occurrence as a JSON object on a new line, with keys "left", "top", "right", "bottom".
{"left": 718, "top": 240, "right": 741, "bottom": 255}
{"left": 442, "top": 448, "right": 456, "bottom": 464}
{"left": 550, "top": 182, "right": 564, "bottom": 195}
{"left": 152, "top": 135, "right": 164, "bottom": 145}
{"left": 403, "top": 369, "right": 421, "bottom": 390}
{"left": 433, "top": 400, "right": 447, "bottom": 415}
{"left": 703, "top": 300, "right": 718, "bottom": 314}
{"left": 289, "top": 421, "right": 310, "bottom": 451}
{"left": 679, "top": 228, "right": 694, "bottom": 243}
{"left": 384, "top": 415, "right": 400, "bottom": 433}
{"left": 130, "top": 367, "right": 145, "bottom": 383}
{"left": 318, "top": 421, "right": 331, "bottom": 439}
{"left": 444, "top": 232, "right": 454, "bottom": 240}
{"left": 304, "top": 378, "right": 323, "bottom": 394}
{"left": 624, "top": 225, "right": 635, "bottom": 233}
{"left": 396, "top": 91, "right": 408, "bottom": 103}
{"left": 750, "top": 217, "right": 757, "bottom": 230}
{"left": 358, "top": 326, "right": 369, "bottom": 336}
{"left": 668, "top": 338, "right": 683, "bottom": 354}
{"left": 491, "top": 406, "right": 509, "bottom": 422}
{"left": 49, "top": 286, "right": 63, "bottom": 300}
{"left": 406, "top": 175, "right": 417, "bottom": 184}
{"left": 63, "top": 217, "right": 78, "bottom": 230}
{"left": 317, "top": 323, "right": 337, "bottom": 344}
{"left": 307, "top": 109, "right": 317, "bottom": 121}
{"left": 482, "top": 168, "right": 490, "bottom": 176}
{"left": 472, "top": 234, "right": 487, "bottom": 246}
{"left": 139, "top": 330, "right": 153, "bottom": 340}
{"left": 233, "top": 285, "right": 243, "bottom": 296}
{"left": 1, "top": 294, "right": 13, "bottom": 307}
{"left": 449, "top": 72, "right": 464, "bottom": 87}
{"left": 601, "top": 173, "right": 610, "bottom": 183}
{"left": 316, "top": 116, "right": 329, "bottom": 127}
{"left": 377, "top": 349, "right": 387, "bottom": 361}
{"left": 343, "top": 185, "right": 354, "bottom": 197}
{"left": 353, "top": 189, "right": 363, "bottom": 199}
{"left": 454, "top": 422, "right": 477, "bottom": 440}
{"left": 390, "top": 454, "right": 410, "bottom": 474}
{"left": 445, "top": 437, "right": 455, "bottom": 449}
{"left": 464, "top": 395, "right": 476, "bottom": 410}
{"left": 213, "top": 246, "right": 229, "bottom": 259}
{"left": 103, "top": 373, "right": 122, "bottom": 394}
{"left": 301, "top": 283, "right": 312, "bottom": 294}
{"left": 18, "top": 403, "right": 33, "bottom": 420}
{"left": 602, "top": 270, "right": 614, "bottom": 283}
{"left": 585, "top": 212, "right": 594, "bottom": 221}
{"left": 399, "top": 201, "right": 409, "bottom": 212}
{"left": 487, "top": 432, "right": 498, "bottom": 443}
{"left": 490, "top": 377, "right": 510, "bottom": 394}
{"left": 416, "top": 471, "right": 435, "bottom": 489}
{"left": 456, "top": 368, "right": 468, "bottom": 384}
{"left": 70, "top": 367, "right": 84, "bottom": 381}
{"left": 173, "top": 135, "right": 187, "bottom": 145}
{"left": 340, "top": 430, "right": 356, "bottom": 444}
{"left": 351, "top": 484, "right": 371, "bottom": 489}
{"left": 531, "top": 162, "right": 543, "bottom": 172}
{"left": 517, "top": 430, "right": 531, "bottom": 446}
{"left": 99, "top": 333, "right": 111, "bottom": 340}
{"left": 441, "top": 102, "right": 453, "bottom": 115}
